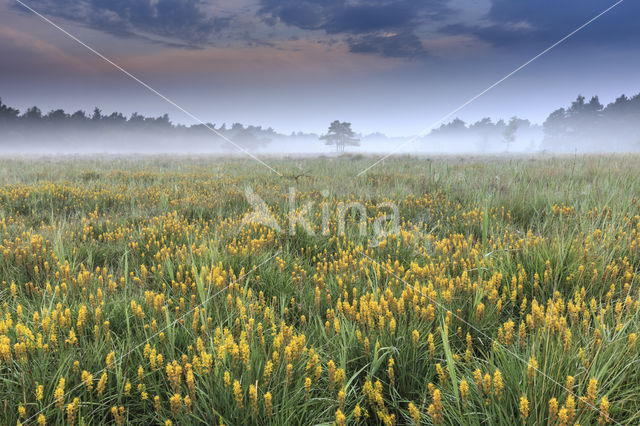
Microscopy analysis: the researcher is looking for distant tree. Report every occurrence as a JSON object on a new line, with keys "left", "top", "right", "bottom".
{"left": 106, "top": 111, "right": 126, "bottom": 123}
{"left": 502, "top": 117, "right": 529, "bottom": 152}
{"left": 46, "top": 109, "right": 69, "bottom": 122}
{"left": 568, "top": 95, "right": 586, "bottom": 117}
{"left": 129, "top": 112, "right": 146, "bottom": 125}
{"left": 91, "top": 107, "right": 102, "bottom": 121}
{"left": 503, "top": 118, "right": 518, "bottom": 152}
{"left": 320, "top": 120, "right": 359, "bottom": 153}
{"left": 23, "top": 106, "right": 42, "bottom": 121}
{"left": 434, "top": 118, "right": 467, "bottom": 134}
{"left": 585, "top": 96, "right": 603, "bottom": 115}
{"left": 232, "top": 128, "right": 270, "bottom": 148}
{"left": 70, "top": 110, "right": 88, "bottom": 122}
{"left": 154, "top": 113, "right": 171, "bottom": 128}
{"left": 469, "top": 117, "right": 493, "bottom": 130}
{"left": 0, "top": 97, "right": 20, "bottom": 122}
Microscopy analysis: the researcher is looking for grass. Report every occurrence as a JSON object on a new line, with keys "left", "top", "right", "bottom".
{"left": 0, "top": 154, "right": 639, "bottom": 425}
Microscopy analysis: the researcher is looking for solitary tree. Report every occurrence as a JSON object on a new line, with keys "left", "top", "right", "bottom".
{"left": 320, "top": 120, "right": 359, "bottom": 153}
{"left": 503, "top": 117, "right": 529, "bottom": 152}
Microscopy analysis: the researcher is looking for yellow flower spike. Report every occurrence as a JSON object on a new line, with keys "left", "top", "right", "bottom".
{"left": 459, "top": 379, "right": 469, "bottom": 403}
{"left": 106, "top": 351, "right": 115, "bottom": 369}
{"left": 519, "top": 394, "right": 529, "bottom": 422}
{"left": 629, "top": 333, "right": 637, "bottom": 350}
{"left": 233, "top": 380, "right": 243, "bottom": 408}
{"left": 566, "top": 376, "right": 575, "bottom": 389}
{"left": 54, "top": 377, "right": 65, "bottom": 409}
{"left": 81, "top": 371, "right": 94, "bottom": 391}
{"left": 264, "top": 392, "right": 273, "bottom": 416}
{"left": 565, "top": 395, "right": 576, "bottom": 423}
{"left": 549, "top": 398, "right": 559, "bottom": 423}
{"left": 36, "top": 384, "right": 44, "bottom": 401}
{"left": 408, "top": 402, "right": 420, "bottom": 424}
{"left": 587, "top": 378, "right": 598, "bottom": 405}
{"left": 527, "top": 356, "right": 537, "bottom": 382}
{"left": 169, "top": 393, "right": 182, "bottom": 418}
{"left": 493, "top": 370, "right": 503, "bottom": 399}
{"left": 599, "top": 396, "right": 610, "bottom": 424}
{"left": 97, "top": 372, "right": 108, "bottom": 395}
{"left": 304, "top": 377, "right": 312, "bottom": 398}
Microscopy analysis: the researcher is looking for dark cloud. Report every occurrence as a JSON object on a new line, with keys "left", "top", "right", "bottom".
{"left": 259, "top": 0, "right": 452, "bottom": 57}
{"left": 349, "top": 32, "right": 426, "bottom": 58}
{"left": 444, "top": 0, "right": 640, "bottom": 48}
{"left": 13, "top": 0, "right": 230, "bottom": 47}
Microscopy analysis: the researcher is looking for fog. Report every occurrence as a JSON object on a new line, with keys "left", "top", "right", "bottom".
{"left": 1, "top": 93, "right": 640, "bottom": 156}
{"left": 0, "top": 122, "right": 638, "bottom": 157}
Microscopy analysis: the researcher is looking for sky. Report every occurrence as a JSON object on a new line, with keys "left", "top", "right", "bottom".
{"left": 1, "top": 0, "right": 639, "bottom": 136}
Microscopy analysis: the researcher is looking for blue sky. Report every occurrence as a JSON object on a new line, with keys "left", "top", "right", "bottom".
{"left": 1, "top": 0, "right": 639, "bottom": 135}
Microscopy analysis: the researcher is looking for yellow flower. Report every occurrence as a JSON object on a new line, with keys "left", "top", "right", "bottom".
{"left": 412, "top": 329, "right": 420, "bottom": 347}
{"left": 566, "top": 375, "right": 575, "bottom": 389}
{"left": 66, "top": 397, "right": 80, "bottom": 425}
{"left": 81, "top": 371, "right": 94, "bottom": 391}
{"left": 106, "top": 351, "right": 115, "bottom": 369}
{"left": 599, "top": 396, "right": 610, "bottom": 424}
{"left": 233, "top": 380, "right": 243, "bottom": 408}
{"left": 169, "top": 393, "right": 182, "bottom": 417}
{"left": 429, "top": 388, "right": 443, "bottom": 424}
{"left": 519, "top": 394, "right": 529, "bottom": 421}
{"left": 97, "top": 372, "right": 108, "bottom": 395}
{"left": 54, "top": 377, "right": 65, "bottom": 409}
{"left": 629, "top": 333, "right": 637, "bottom": 350}
{"left": 408, "top": 402, "right": 420, "bottom": 424}
{"left": 459, "top": 379, "right": 469, "bottom": 402}
{"left": 388, "top": 357, "right": 396, "bottom": 386}
{"left": 549, "top": 398, "right": 558, "bottom": 422}
{"left": 36, "top": 384, "right": 44, "bottom": 401}
{"left": 587, "top": 378, "right": 598, "bottom": 405}
{"left": 249, "top": 384, "right": 258, "bottom": 414}
{"left": 264, "top": 392, "right": 273, "bottom": 416}
{"left": 493, "top": 370, "right": 503, "bottom": 399}
{"left": 527, "top": 356, "right": 537, "bottom": 382}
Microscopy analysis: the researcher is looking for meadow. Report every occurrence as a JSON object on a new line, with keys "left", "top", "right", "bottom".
{"left": 0, "top": 154, "right": 639, "bottom": 425}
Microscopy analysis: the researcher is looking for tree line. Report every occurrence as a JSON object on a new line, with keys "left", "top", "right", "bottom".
{"left": 0, "top": 99, "right": 280, "bottom": 149}
{"left": 2, "top": 92, "right": 640, "bottom": 152}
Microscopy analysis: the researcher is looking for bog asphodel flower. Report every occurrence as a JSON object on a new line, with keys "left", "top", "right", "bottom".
{"left": 599, "top": 395, "right": 610, "bottom": 424}
{"left": 264, "top": 392, "right": 273, "bottom": 416}
{"left": 408, "top": 402, "right": 420, "bottom": 424}
{"left": 587, "top": 378, "right": 598, "bottom": 404}
{"left": 54, "top": 377, "right": 65, "bottom": 408}
{"left": 493, "top": 370, "right": 503, "bottom": 399}
{"left": 519, "top": 394, "right": 529, "bottom": 421}
{"left": 459, "top": 379, "right": 469, "bottom": 403}
{"left": 233, "top": 380, "right": 243, "bottom": 408}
